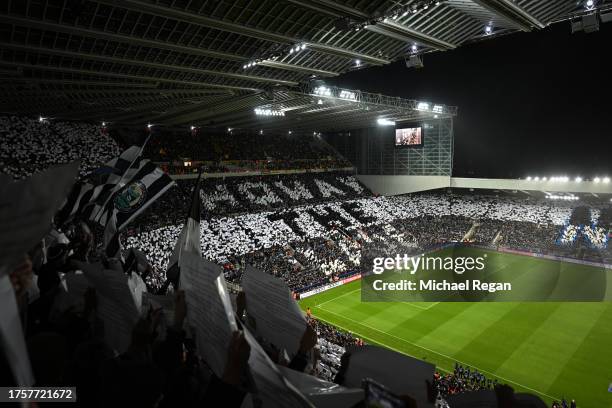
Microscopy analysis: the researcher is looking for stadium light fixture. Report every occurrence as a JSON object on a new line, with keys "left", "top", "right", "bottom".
{"left": 227, "top": 128, "right": 232, "bottom": 132}
{"left": 288, "top": 130, "right": 292, "bottom": 135}
{"left": 147, "top": 123, "right": 152, "bottom": 129}
{"left": 417, "top": 102, "right": 430, "bottom": 111}
{"left": 542, "top": 177, "right": 547, "bottom": 181}
{"left": 411, "top": 44, "right": 418, "bottom": 53}
{"left": 377, "top": 118, "right": 396, "bottom": 126}
{"left": 339, "top": 90, "right": 357, "bottom": 101}
{"left": 534, "top": 177, "right": 540, "bottom": 181}
{"left": 314, "top": 86, "right": 332, "bottom": 97}
{"left": 433, "top": 105, "right": 444, "bottom": 113}
{"left": 190, "top": 125, "right": 195, "bottom": 131}
{"left": 254, "top": 108, "right": 285, "bottom": 117}
{"left": 434, "top": 114, "right": 439, "bottom": 118}
{"left": 526, "top": 176, "right": 532, "bottom": 181}
{"left": 586, "top": 0, "right": 595, "bottom": 9}
{"left": 317, "top": 99, "right": 323, "bottom": 105}
{"left": 101, "top": 121, "right": 106, "bottom": 127}
{"left": 259, "top": 129, "right": 263, "bottom": 135}
{"left": 355, "top": 59, "right": 361, "bottom": 66}
{"left": 604, "top": 177, "right": 610, "bottom": 183}
{"left": 594, "top": 177, "right": 601, "bottom": 183}
{"left": 575, "top": 177, "right": 582, "bottom": 183}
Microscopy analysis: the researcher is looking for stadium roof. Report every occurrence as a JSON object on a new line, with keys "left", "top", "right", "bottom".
{"left": 0, "top": 0, "right": 595, "bottom": 130}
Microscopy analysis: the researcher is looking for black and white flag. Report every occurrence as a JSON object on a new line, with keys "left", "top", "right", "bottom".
{"left": 162, "top": 170, "right": 202, "bottom": 290}
{"left": 56, "top": 145, "right": 143, "bottom": 225}
{"left": 103, "top": 161, "right": 175, "bottom": 259}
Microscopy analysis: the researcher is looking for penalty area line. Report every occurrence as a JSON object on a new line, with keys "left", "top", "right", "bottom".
{"left": 314, "top": 305, "right": 562, "bottom": 404}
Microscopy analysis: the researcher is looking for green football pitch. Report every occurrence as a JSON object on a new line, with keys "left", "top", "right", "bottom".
{"left": 299, "top": 249, "right": 612, "bottom": 408}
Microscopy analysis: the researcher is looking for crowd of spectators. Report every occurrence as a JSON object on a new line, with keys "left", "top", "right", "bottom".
{"left": 125, "top": 188, "right": 611, "bottom": 294}
{"left": 0, "top": 115, "right": 122, "bottom": 179}
{"left": 144, "top": 128, "right": 351, "bottom": 171}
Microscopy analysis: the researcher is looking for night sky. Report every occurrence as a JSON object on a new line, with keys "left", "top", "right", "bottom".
{"left": 330, "top": 21, "right": 612, "bottom": 179}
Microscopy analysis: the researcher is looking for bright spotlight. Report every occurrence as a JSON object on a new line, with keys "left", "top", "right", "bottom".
{"left": 227, "top": 127, "right": 232, "bottom": 132}
{"left": 377, "top": 118, "right": 396, "bottom": 126}
{"left": 534, "top": 177, "right": 540, "bottom": 181}
{"left": 317, "top": 99, "right": 323, "bottom": 105}
{"left": 190, "top": 125, "right": 195, "bottom": 131}
{"left": 355, "top": 59, "right": 361, "bottom": 66}
{"left": 288, "top": 130, "right": 292, "bottom": 135}
{"left": 542, "top": 177, "right": 547, "bottom": 181}
{"left": 411, "top": 44, "right": 418, "bottom": 53}
{"left": 485, "top": 25, "right": 493, "bottom": 34}
{"left": 147, "top": 123, "right": 152, "bottom": 129}
{"left": 313, "top": 85, "right": 332, "bottom": 96}
{"left": 586, "top": 0, "right": 594, "bottom": 8}
{"left": 526, "top": 176, "right": 532, "bottom": 181}
{"left": 594, "top": 177, "right": 601, "bottom": 183}
{"left": 575, "top": 177, "right": 582, "bottom": 183}
{"left": 101, "top": 121, "right": 106, "bottom": 127}
{"left": 417, "top": 102, "right": 430, "bottom": 111}
{"left": 604, "top": 177, "right": 610, "bottom": 183}
{"left": 259, "top": 129, "right": 263, "bottom": 135}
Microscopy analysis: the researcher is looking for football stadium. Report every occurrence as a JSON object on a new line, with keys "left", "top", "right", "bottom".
{"left": 0, "top": 1, "right": 611, "bottom": 407}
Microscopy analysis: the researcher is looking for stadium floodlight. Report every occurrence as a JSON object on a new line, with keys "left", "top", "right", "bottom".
{"left": 594, "top": 177, "right": 601, "bottom": 183}
{"left": 314, "top": 85, "right": 332, "bottom": 97}
{"left": 417, "top": 102, "right": 430, "bottom": 111}
{"left": 301, "top": 44, "right": 307, "bottom": 50}
{"left": 542, "top": 177, "right": 547, "bottom": 181}
{"left": 147, "top": 123, "right": 152, "bottom": 129}
{"left": 434, "top": 114, "right": 439, "bottom": 118}
{"left": 339, "top": 90, "right": 357, "bottom": 101}
{"left": 288, "top": 130, "right": 292, "bottom": 135}
{"left": 254, "top": 108, "right": 285, "bottom": 117}
{"left": 355, "top": 59, "right": 361, "bottom": 66}
{"left": 102, "top": 122, "right": 106, "bottom": 127}
{"left": 575, "top": 177, "right": 582, "bottom": 182}
{"left": 534, "top": 177, "right": 540, "bottom": 181}
{"left": 433, "top": 105, "right": 444, "bottom": 113}
{"left": 190, "top": 125, "right": 195, "bottom": 131}
{"left": 317, "top": 99, "right": 323, "bottom": 105}
{"left": 411, "top": 44, "right": 418, "bottom": 53}
{"left": 259, "top": 129, "right": 263, "bottom": 135}
{"left": 526, "top": 176, "right": 532, "bottom": 181}
{"left": 377, "top": 118, "right": 396, "bottom": 126}
{"left": 485, "top": 25, "right": 493, "bottom": 35}
{"left": 604, "top": 177, "right": 610, "bottom": 183}
{"left": 586, "top": 0, "right": 594, "bottom": 8}
{"left": 227, "top": 127, "right": 232, "bottom": 132}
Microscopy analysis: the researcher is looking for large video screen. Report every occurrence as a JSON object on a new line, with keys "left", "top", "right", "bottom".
{"left": 395, "top": 127, "right": 422, "bottom": 146}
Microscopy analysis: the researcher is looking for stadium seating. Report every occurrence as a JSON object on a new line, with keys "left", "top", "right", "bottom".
{"left": 0, "top": 115, "right": 121, "bottom": 179}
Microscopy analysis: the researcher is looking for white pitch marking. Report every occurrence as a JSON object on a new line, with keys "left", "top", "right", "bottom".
{"left": 315, "top": 305, "right": 562, "bottom": 403}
